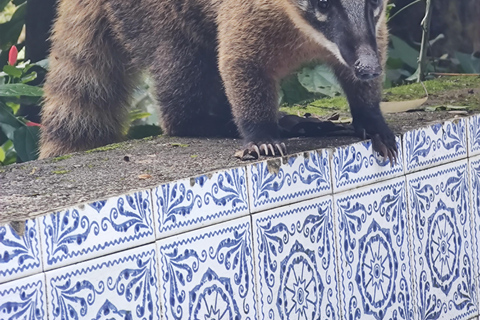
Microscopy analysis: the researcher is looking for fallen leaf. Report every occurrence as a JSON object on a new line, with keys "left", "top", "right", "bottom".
{"left": 380, "top": 97, "right": 428, "bottom": 113}
{"left": 138, "top": 174, "right": 152, "bottom": 180}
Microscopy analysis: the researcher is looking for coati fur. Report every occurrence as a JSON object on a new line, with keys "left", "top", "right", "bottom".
{"left": 40, "top": 0, "right": 397, "bottom": 160}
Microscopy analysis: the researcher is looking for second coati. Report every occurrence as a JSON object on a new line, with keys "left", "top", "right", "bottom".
{"left": 39, "top": 0, "right": 397, "bottom": 161}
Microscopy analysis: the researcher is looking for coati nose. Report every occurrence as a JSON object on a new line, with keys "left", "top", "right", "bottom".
{"left": 354, "top": 55, "right": 382, "bottom": 80}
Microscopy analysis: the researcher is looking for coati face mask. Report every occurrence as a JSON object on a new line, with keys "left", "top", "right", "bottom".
{"left": 292, "top": 0, "right": 386, "bottom": 80}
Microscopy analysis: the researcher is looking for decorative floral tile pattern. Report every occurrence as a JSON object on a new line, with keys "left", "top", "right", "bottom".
{"left": 468, "top": 115, "right": 480, "bottom": 156}
{"left": 0, "top": 219, "right": 42, "bottom": 284}
{"left": 252, "top": 196, "right": 339, "bottom": 320}
{"left": 0, "top": 273, "right": 46, "bottom": 320}
{"left": 332, "top": 137, "right": 403, "bottom": 192}
{"left": 248, "top": 150, "right": 331, "bottom": 213}
{"left": 157, "top": 216, "right": 257, "bottom": 320}
{"left": 335, "top": 176, "right": 414, "bottom": 320}
{"left": 403, "top": 118, "right": 467, "bottom": 173}
{"left": 40, "top": 190, "right": 154, "bottom": 270}
{"left": 45, "top": 243, "right": 159, "bottom": 320}
{"left": 152, "top": 168, "right": 249, "bottom": 239}
{"left": 407, "top": 160, "right": 477, "bottom": 320}
{"left": 469, "top": 155, "right": 480, "bottom": 311}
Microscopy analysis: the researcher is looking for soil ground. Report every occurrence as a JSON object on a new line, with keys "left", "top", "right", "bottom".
{"left": 1, "top": 83, "right": 479, "bottom": 223}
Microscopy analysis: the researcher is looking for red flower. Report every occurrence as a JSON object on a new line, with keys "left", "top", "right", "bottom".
{"left": 8, "top": 46, "right": 18, "bottom": 65}
{"left": 25, "top": 121, "right": 41, "bottom": 127}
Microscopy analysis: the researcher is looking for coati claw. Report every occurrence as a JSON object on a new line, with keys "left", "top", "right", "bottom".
{"left": 371, "top": 134, "right": 398, "bottom": 167}
{"left": 268, "top": 144, "right": 276, "bottom": 156}
{"left": 252, "top": 145, "right": 261, "bottom": 158}
{"left": 240, "top": 141, "right": 288, "bottom": 159}
{"left": 260, "top": 144, "right": 269, "bottom": 155}
{"left": 276, "top": 143, "right": 286, "bottom": 157}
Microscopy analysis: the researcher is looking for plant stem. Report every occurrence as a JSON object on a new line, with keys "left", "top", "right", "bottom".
{"left": 388, "top": 0, "right": 423, "bottom": 22}
{"left": 417, "top": 0, "right": 433, "bottom": 82}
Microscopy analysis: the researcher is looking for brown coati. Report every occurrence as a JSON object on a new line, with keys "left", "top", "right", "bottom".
{"left": 39, "top": 0, "right": 397, "bottom": 161}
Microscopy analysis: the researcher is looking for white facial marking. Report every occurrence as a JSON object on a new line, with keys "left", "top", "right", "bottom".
{"left": 315, "top": 11, "right": 328, "bottom": 22}
{"left": 284, "top": 3, "right": 347, "bottom": 65}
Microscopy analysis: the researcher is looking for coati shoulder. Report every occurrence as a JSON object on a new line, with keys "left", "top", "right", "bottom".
{"left": 40, "top": 0, "right": 397, "bottom": 162}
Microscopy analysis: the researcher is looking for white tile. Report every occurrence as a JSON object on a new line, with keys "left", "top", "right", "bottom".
{"left": 403, "top": 118, "right": 467, "bottom": 173}
{"left": 468, "top": 115, "right": 480, "bottom": 157}
{"left": 248, "top": 150, "right": 331, "bottom": 213}
{"left": 469, "top": 155, "right": 480, "bottom": 314}
{"left": 0, "top": 219, "right": 42, "bottom": 284}
{"left": 252, "top": 196, "right": 340, "bottom": 320}
{"left": 40, "top": 190, "right": 155, "bottom": 270}
{"left": 335, "top": 177, "right": 414, "bottom": 320}
{"left": 152, "top": 167, "right": 249, "bottom": 239}
{"left": 407, "top": 160, "right": 478, "bottom": 320}
{"left": 331, "top": 136, "right": 403, "bottom": 192}
{"left": 45, "top": 243, "right": 159, "bottom": 320}
{"left": 0, "top": 272, "right": 47, "bottom": 320}
{"left": 157, "top": 216, "right": 257, "bottom": 320}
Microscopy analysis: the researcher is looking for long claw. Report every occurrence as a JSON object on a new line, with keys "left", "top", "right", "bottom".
{"left": 281, "top": 143, "right": 287, "bottom": 155}
{"left": 252, "top": 145, "right": 261, "bottom": 158}
{"left": 275, "top": 144, "right": 285, "bottom": 157}
{"left": 260, "top": 144, "right": 269, "bottom": 156}
{"left": 268, "top": 144, "right": 275, "bottom": 156}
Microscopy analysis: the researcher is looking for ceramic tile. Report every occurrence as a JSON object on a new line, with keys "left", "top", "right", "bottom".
{"left": 45, "top": 243, "right": 159, "bottom": 320}
{"left": 0, "top": 272, "right": 47, "bottom": 320}
{"left": 152, "top": 167, "right": 249, "bottom": 239}
{"left": 335, "top": 176, "right": 414, "bottom": 320}
{"left": 331, "top": 137, "right": 403, "bottom": 192}
{"left": 248, "top": 150, "right": 331, "bottom": 213}
{"left": 403, "top": 118, "right": 467, "bottom": 173}
{"left": 407, "top": 160, "right": 478, "bottom": 320}
{"left": 0, "top": 219, "right": 42, "bottom": 284}
{"left": 40, "top": 190, "right": 154, "bottom": 271}
{"left": 468, "top": 115, "right": 480, "bottom": 157}
{"left": 252, "top": 196, "right": 340, "bottom": 320}
{"left": 469, "top": 155, "right": 480, "bottom": 314}
{"left": 157, "top": 216, "right": 257, "bottom": 320}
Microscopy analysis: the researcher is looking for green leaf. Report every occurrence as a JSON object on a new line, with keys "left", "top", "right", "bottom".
{"left": 21, "top": 71, "right": 37, "bottom": 84}
{"left": 13, "top": 125, "right": 39, "bottom": 162}
{"left": 0, "top": 0, "right": 11, "bottom": 11}
{"left": 3, "top": 64, "right": 22, "bottom": 78}
{"left": 0, "top": 83, "right": 44, "bottom": 97}
{"left": 297, "top": 64, "right": 343, "bottom": 97}
{"left": 34, "top": 59, "right": 49, "bottom": 70}
{"left": 0, "top": 145, "right": 5, "bottom": 162}
{"left": 1, "top": 140, "right": 16, "bottom": 165}
{"left": 0, "top": 2, "right": 26, "bottom": 50}
{"left": 0, "top": 101, "right": 23, "bottom": 139}
{"left": 389, "top": 35, "right": 419, "bottom": 70}
{"left": 455, "top": 52, "right": 480, "bottom": 74}
{"left": 128, "top": 109, "right": 152, "bottom": 122}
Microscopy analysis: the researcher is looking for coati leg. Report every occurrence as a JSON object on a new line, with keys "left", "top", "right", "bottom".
{"left": 39, "top": 0, "right": 137, "bottom": 158}
{"left": 219, "top": 59, "right": 286, "bottom": 157}
{"left": 149, "top": 39, "right": 236, "bottom": 138}
{"left": 334, "top": 65, "right": 398, "bottom": 163}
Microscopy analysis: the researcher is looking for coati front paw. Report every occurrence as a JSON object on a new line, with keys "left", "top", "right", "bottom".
{"left": 235, "top": 141, "right": 287, "bottom": 160}
{"left": 354, "top": 120, "right": 398, "bottom": 165}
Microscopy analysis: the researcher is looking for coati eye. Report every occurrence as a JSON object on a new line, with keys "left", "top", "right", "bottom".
{"left": 317, "top": 0, "right": 329, "bottom": 10}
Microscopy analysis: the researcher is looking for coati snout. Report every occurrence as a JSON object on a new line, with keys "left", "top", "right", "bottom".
{"left": 40, "top": 0, "right": 397, "bottom": 163}
{"left": 293, "top": 0, "right": 385, "bottom": 80}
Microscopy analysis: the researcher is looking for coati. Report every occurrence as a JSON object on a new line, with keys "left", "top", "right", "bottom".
{"left": 39, "top": 0, "right": 397, "bottom": 161}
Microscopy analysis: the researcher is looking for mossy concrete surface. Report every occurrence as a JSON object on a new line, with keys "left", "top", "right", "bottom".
{"left": 281, "top": 76, "right": 480, "bottom": 117}
{"left": 1, "top": 77, "right": 479, "bottom": 223}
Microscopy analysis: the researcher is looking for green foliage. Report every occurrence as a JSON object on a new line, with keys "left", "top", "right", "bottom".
{"left": 0, "top": 58, "right": 45, "bottom": 165}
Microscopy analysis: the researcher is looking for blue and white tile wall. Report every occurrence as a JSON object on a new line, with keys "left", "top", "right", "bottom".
{"left": 2, "top": 114, "right": 480, "bottom": 320}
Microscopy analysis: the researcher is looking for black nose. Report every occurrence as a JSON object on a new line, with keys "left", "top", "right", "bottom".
{"left": 354, "top": 56, "right": 382, "bottom": 80}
